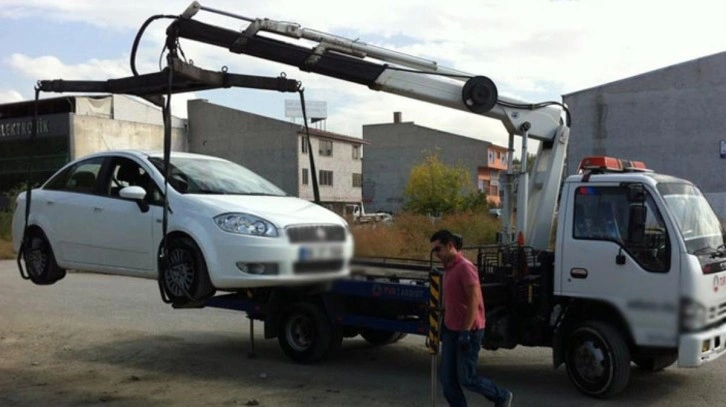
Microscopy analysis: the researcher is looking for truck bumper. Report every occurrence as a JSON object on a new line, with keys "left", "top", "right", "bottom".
{"left": 678, "top": 321, "right": 726, "bottom": 367}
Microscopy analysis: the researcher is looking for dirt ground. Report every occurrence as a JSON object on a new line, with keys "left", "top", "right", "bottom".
{"left": 0, "top": 261, "right": 473, "bottom": 406}
{"left": 5, "top": 260, "right": 726, "bottom": 407}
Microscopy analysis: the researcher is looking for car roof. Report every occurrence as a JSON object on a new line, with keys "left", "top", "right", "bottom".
{"left": 76, "top": 150, "right": 227, "bottom": 162}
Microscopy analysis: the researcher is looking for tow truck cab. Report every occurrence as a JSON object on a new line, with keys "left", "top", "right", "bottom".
{"left": 554, "top": 156, "right": 726, "bottom": 367}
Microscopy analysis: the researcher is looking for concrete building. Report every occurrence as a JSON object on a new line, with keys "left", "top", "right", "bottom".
{"left": 187, "top": 99, "right": 367, "bottom": 212}
{"left": 0, "top": 95, "right": 186, "bottom": 193}
{"left": 563, "top": 51, "right": 726, "bottom": 219}
{"left": 362, "top": 112, "right": 504, "bottom": 213}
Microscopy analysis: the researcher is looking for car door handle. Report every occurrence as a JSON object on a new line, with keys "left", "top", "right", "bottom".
{"left": 46, "top": 201, "right": 55, "bottom": 205}
{"left": 93, "top": 207, "right": 103, "bottom": 212}
{"left": 156, "top": 218, "right": 162, "bottom": 223}
{"left": 570, "top": 268, "right": 588, "bottom": 279}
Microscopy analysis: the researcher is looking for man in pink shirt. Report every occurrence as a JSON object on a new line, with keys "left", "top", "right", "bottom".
{"left": 430, "top": 229, "right": 512, "bottom": 407}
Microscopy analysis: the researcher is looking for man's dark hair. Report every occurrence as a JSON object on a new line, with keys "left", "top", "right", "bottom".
{"left": 430, "top": 229, "right": 463, "bottom": 250}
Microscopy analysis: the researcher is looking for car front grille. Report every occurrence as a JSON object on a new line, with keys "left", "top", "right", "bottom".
{"left": 286, "top": 225, "right": 346, "bottom": 243}
{"left": 294, "top": 260, "right": 345, "bottom": 274}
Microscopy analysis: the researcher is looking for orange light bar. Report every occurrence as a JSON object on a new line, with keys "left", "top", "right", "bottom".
{"left": 578, "top": 156, "right": 648, "bottom": 173}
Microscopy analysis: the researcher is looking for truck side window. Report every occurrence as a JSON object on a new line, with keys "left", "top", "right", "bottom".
{"left": 573, "top": 187, "right": 627, "bottom": 242}
{"left": 573, "top": 186, "right": 670, "bottom": 272}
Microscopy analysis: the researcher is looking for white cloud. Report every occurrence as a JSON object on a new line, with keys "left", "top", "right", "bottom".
{"left": 2, "top": 0, "right": 725, "bottom": 147}
{"left": 8, "top": 53, "right": 130, "bottom": 80}
{"left": 0, "top": 90, "right": 24, "bottom": 103}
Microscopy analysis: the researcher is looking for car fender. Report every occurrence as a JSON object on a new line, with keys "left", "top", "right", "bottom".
{"left": 163, "top": 214, "right": 223, "bottom": 282}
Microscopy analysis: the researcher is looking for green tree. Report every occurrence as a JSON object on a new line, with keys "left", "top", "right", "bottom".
{"left": 404, "top": 151, "right": 482, "bottom": 215}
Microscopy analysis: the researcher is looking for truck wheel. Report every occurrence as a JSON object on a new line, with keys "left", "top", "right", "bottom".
{"left": 565, "top": 321, "right": 631, "bottom": 398}
{"left": 632, "top": 352, "right": 677, "bottom": 371}
{"left": 360, "top": 328, "right": 405, "bottom": 346}
{"left": 23, "top": 229, "right": 66, "bottom": 285}
{"left": 161, "top": 237, "right": 215, "bottom": 305}
{"left": 278, "top": 302, "right": 342, "bottom": 363}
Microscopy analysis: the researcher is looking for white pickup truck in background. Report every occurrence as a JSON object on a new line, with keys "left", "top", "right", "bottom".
{"left": 345, "top": 203, "right": 393, "bottom": 224}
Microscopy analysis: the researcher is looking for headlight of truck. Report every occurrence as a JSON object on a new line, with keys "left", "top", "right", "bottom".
{"left": 680, "top": 298, "right": 707, "bottom": 332}
{"left": 214, "top": 213, "right": 278, "bottom": 237}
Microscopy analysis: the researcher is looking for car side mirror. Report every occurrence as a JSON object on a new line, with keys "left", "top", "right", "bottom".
{"left": 627, "top": 203, "right": 646, "bottom": 245}
{"left": 119, "top": 186, "right": 149, "bottom": 213}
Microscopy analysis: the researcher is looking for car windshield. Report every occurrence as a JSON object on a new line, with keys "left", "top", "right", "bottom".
{"left": 148, "top": 156, "right": 287, "bottom": 196}
{"left": 658, "top": 182, "right": 724, "bottom": 255}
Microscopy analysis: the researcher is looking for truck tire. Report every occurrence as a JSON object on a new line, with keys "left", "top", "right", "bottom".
{"left": 565, "top": 320, "right": 631, "bottom": 398}
{"left": 359, "top": 329, "right": 406, "bottom": 346}
{"left": 632, "top": 352, "right": 677, "bottom": 371}
{"left": 278, "top": 302, "right": 342, "bottom": 363}
{"left": 23, "top": 228, "right": 66, "bottom": 285}
{"left": 160, "top": 237, "right": 215, "bottom": 305}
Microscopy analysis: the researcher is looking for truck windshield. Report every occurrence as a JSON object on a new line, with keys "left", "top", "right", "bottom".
{"left": 658, "top": 183, "right": 724, "bottom": 254}
{"left": 149, "top": 156, "right": 287, "bottom": 196}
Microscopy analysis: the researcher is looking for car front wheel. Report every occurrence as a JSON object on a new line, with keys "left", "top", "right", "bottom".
{"left": 160, "top": 237, "right": 215, "bottom": 305}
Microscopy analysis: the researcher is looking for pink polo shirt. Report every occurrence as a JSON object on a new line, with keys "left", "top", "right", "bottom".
{"left": 443, "top": 253, "right": 485, "bottom": 331}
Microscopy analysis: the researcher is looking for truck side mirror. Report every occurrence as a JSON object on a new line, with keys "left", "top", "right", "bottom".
{"left": 624, "top": 183, "right": 646, "bottom": 203}
{"left": 627, "top": 203, "right": 646, "bottom": 245}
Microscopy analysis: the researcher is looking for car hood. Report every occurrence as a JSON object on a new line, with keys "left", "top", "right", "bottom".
{"left": 180, "top": 194, "right": 346, "bottom": 227}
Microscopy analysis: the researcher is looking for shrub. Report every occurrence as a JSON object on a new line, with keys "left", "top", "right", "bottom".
{"left": 352, "top": 210, "right": 499, "bottom": 260}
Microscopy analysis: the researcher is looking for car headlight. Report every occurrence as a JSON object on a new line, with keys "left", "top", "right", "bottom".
{"left": 214, "top": 213, "right": 278, "bottom": 237}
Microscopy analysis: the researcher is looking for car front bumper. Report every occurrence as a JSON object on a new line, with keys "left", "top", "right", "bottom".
{"left": 201, "top": 231, "right": 354, "bottom": 289}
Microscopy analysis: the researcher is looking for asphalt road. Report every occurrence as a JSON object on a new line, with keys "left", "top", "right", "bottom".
{"left": 0, "top": 259, "right": 724, "bottom": 406}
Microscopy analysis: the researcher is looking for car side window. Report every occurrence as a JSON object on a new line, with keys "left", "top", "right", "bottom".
{"left": 45, "top": 157, "right": 104, "bottom": 194}
{"left": 105, "top": 157, "right": 163, "bottom": 206}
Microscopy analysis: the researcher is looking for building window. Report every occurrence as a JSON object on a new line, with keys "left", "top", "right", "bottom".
{"left": 320, "top": 170, "right": 333, "bottom": 186}
{"left": 301, "top": 137, "right": 308, "bottom": 154}
{"left": 302, "top": 168, "right": 308, "bottom": 185}
{"left": 352, "top": 173, "right": 362, "bottom": 187}
{"left": 319, "top": 139, "right": 333, "bottom": 156}
{"left": 352, "top": 145, "right": 360, "bottom": 159}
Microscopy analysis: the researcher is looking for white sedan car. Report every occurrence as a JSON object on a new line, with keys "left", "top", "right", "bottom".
{"left": 12, "top": 150, "right": 353, "bottom": 304}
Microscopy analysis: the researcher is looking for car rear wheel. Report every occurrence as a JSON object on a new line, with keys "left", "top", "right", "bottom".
{"left": 160, "top": 237, "right": 215, "bottom": 305}
{"left": 23, "top": 229, "right": 66, "bottom": 285}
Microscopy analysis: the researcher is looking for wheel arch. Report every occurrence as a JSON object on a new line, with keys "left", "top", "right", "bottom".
{"left": 553, "top": 298, "right": 636, "bottom": 369}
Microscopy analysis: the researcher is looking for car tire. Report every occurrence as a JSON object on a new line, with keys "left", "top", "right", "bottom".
{"left": 160, "top": 237, "right": 215, "bottom": 305}
{"left": 22, "top": 229, "right": 66, "bottom": 285}
{"left": 278, "top": 302, "right": 342, "bottom": 364}
{"left": 565, "top": 320, "right": 631, "bottom": 398}
{"left": 359, "top": 328, "right": 406, "bottom": 346}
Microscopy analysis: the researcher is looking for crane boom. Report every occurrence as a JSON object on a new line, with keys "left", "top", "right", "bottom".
{"left": 165, "top": 3, "right": 570, "bottom": 250}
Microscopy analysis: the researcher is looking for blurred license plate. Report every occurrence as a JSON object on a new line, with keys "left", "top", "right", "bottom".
{"left": 299, "top": 245, "right": 343, "bottom": 261}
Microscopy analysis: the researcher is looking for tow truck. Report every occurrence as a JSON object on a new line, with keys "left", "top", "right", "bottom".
{"left": 20, "top": 2, "right": 726, "bottom": 399}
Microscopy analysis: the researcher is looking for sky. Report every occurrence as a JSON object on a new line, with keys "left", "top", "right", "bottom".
{"left": 1, "top": 0, "right": 725, "bottom": 149}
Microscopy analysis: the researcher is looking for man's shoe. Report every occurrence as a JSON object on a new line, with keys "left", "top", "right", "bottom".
{"left": 494, "top": 390, "right": 513, "bottom": 407}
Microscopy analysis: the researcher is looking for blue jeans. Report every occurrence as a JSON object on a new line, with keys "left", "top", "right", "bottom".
{"left": 440, "top": 326, "right": 509, "bottom": 406}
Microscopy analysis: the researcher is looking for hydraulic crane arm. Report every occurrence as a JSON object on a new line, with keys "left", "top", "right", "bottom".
{"left": 166, "top": 9, "right": 564, "bottom": 142}
{"left": 164, "top": 2, "right": 569, "bottom": 250}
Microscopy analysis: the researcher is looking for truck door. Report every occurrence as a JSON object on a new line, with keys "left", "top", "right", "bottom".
{"left": 558, "top": 183, "right": 679, "bottom": 347}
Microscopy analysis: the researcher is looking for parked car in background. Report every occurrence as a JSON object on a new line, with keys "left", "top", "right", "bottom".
{"left": 12, "top": 150, "right": 353, "bottom": 305}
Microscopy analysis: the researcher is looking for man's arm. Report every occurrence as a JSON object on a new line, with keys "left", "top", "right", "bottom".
{"left": 462, "top": 283, "right": 480, "bottom": 330}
